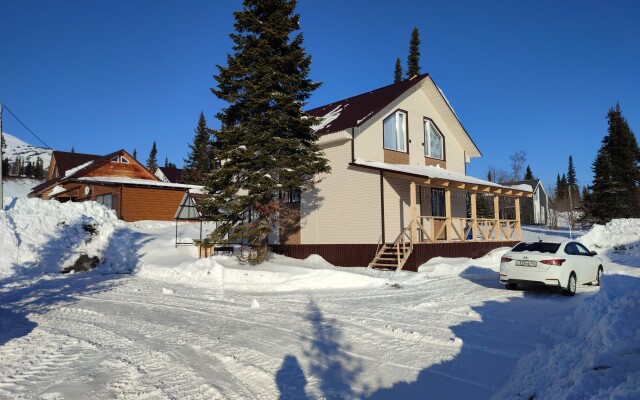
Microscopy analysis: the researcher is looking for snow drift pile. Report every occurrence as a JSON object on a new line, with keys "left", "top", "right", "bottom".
{"left": 580, "top": 218, "right": 640, "bottom": 251}
{"left": 0, "top": 198, "right": 132, "bottom": 277}
{"left": 497, "top": 219, "right": 640, "bottom": 399}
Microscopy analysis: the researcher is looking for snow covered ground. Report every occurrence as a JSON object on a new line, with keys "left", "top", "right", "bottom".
{"left": 0, "top": 199, "right": 638, "bottom": 399}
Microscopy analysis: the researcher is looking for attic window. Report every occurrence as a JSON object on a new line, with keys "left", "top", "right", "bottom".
{"left": 111, "top": 156, "right": 119, "bottom": 162}
{"left": 383, "top": 110, "right": 407, "bottom": 152}
{"left": 425, "top": 119, "right": 444, "bottom": 160}
{"left": 120, "top": 156, "right": 129, "bottom": 163}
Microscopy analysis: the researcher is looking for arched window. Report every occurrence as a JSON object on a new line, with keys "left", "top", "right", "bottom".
{"left": 425, "top": 119, "right": 444, "bottom": 160}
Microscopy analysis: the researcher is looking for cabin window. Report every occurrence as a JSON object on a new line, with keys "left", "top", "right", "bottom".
{"left": 96, "top": 194, "right": 118, "bottom": 214}
{"left": 96, "top": 194, "right": 113, "bottom": 209}
{"left": 279, "top": 188, "right": 302, "bottom": 203}
{"left": 383, "top": 110, "right": 407, "bottom": 152}
{"left": 431, "top": 188, "right": 445, "bottom": 217}
{"left": 120, "top": 156, "right": 129, "bottom": 163}
{"left": 111, "top": 156, "right": 119, "bottom": 162}
{"left": 425, "top": 119, "right": 444, "bottom": 160}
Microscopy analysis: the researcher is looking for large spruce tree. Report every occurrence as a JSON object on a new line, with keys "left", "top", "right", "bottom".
{"left": 407, "top": 27, "right": 421, "bottom": 78}
{"left": 206, "top": 0, "right": 330, "bottom": 263}
{"left": 182, "top": 112, "right": 213, "bottom": 185}
{"left": 581, "top": 104, "right": 640, "bottom": 224}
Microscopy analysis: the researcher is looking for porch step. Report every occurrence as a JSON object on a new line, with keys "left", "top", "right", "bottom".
{"left": 369, "top": 242, "right": 413, "bottom": 271}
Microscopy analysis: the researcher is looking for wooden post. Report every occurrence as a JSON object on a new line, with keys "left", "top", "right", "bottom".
{"left": 470, "top": 192, "right": 477, "bottom": 242}
{"left": 445, "top": 188, "right": 452, "bottom": 243}
{"left": 410, "top": 181, "right": 418, "bottom": 244}
{"left": 493, "top": 195, "right": 500, "bottom": 241}
{"left": 515, "top": 197, "right": 521, "bottom": 240}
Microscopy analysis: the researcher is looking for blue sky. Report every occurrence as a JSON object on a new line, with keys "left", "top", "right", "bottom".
{"left": 1, "top": 0, "right": 638, "bottom": 191}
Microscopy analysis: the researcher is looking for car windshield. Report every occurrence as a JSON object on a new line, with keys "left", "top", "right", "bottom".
{"left": 511, "top": 242, "right": 561, "bottom": 254}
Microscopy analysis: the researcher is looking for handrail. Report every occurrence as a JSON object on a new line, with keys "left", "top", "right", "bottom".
{"left": 413, "top": 216, "right": 519, "bottom": 243}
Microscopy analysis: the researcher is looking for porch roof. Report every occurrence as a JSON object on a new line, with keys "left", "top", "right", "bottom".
{"left": 351, "top": 160, "right": 533, "bottom": 197}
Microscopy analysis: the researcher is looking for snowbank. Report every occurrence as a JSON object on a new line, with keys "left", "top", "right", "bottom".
{"left": 137, "top": 254, "right": 386, "bottom": 292}
{"left": 0, "top": 198, "right": 127, "bottom": 277}
{"left": 416, "top": 247, "right": 510, "bottom": 277}
{"left": 495, "top": 273, "right": 640, "bottom": 399}
{"left": 496, "top": 219, "right": 640, "bottom": 399}
{"left": 580, "top": 218, "right": 640, "bottom": 250}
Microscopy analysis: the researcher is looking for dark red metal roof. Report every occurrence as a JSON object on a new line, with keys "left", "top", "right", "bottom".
{"left": 52, "top": 151, "right": 102, "bottom": 177}
{"left": 307, "top": 74, "right": 430, "bottom": 135}
{"left": 158, "top": 166, "right": 183, "bottom": 183}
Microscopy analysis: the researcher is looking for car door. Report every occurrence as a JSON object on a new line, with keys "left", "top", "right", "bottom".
{"left": 575, "top": 242, "right": 598, "bottom": 282}
{"left": 563, "top": 242, "right": 583, "bottom": 283}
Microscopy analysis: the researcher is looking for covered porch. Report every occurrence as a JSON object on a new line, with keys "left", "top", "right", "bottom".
{"left": 354, "top": 161, "right": 533, "bottom": 270}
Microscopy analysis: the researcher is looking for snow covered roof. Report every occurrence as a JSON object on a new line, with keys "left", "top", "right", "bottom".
{"left": 353, "top": 160, "right": 533, "bottom": 194}
{"left": 76, "top": 176, "right": 203, "bottom": 190}
{"left": 64, "top": 160, "right": 94, "bottom": 177}
{"left": 51, "top": 150, "right": 102, "bottom": 177}
{"left": 156, "top": 166, "right": 183, "bottom": 183}
{"left": 503, "top": 179, "right": 547, "bottom": 196}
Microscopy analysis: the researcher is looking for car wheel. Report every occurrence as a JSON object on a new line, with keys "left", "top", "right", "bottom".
{"left": 505, "top": 283, "right": 517, "bottom": 290}
{"left": 594, "top": 266, "right": 603, "bottom": 286}
{"left": 563, "top": 273, "right": 576, "bottom": 296}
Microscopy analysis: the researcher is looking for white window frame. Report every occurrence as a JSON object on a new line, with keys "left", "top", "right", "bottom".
{"left": 383, "top": 110, "right": 407, "bottom": 152}
{"left": 424, "top": 119, "right": 444, "bottom": 160}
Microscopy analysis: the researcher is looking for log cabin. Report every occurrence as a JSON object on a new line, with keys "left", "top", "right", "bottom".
{"left": 29, "top": 150, "right": 201, "bottom": 222}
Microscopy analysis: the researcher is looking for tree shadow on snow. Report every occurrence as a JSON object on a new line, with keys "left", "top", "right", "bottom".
{"left": 275, "top": 299, "right": 362, "bottom": 399}
{"left": 0, "top": 222, "right": 150, "bottom": 348}
{"left": 363, "top": 266, "right": 589, "bottom": 399}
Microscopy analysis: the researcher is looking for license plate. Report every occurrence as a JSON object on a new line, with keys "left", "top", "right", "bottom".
{"left": 515, "top": 260, "right": 537, "bottom": 267}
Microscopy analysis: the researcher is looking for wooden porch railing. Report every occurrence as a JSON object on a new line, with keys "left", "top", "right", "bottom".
{"left": 414, "top": 216, "right": 520, "bottom": 243}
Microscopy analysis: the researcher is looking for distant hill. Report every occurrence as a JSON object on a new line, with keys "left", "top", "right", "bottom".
{"left": 2, "top": 131, "right": 53, "bottom": 173}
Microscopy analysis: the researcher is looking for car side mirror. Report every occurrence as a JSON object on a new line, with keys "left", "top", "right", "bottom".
{"left": 590, "top": 251, "right": 597, "bottom": 256}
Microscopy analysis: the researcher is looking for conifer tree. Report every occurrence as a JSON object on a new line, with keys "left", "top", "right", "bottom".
{"left": 71, "top": 146, "right": 75, "bottom": 153}
{"left": 394, "top": 58, "right": 403, "bottom": 83}
{"left": 133, "top": 149, "right": 137, "bottom": 160}
{"left": 407, "top": 27, "right": 421, "bottom": 78}
{"left": 182, "top": 112, "right": 213, "bottom": 185}
{"left": 581, "top": 104, "right": 640, "bottom": 223}
{"left": 206, "top": 0, "right": 330, "bottom": 263}
{"left": 1, "top": 158, "right": 9, "bottom": 176}
{"left": 567, "top": 155, "right": 578, "bottom": 199}
{"left": 34, "top": 157, "right": 44, "bottom": 179}
{"left": 146, "top": 142, "right": 158, "bottom": 173}
{"left": 524, "top": 165, "right": 534, "bottom": 180}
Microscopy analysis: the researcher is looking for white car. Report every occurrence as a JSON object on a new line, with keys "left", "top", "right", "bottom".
{"left": 499, "top": 240, "right": 603, "bottom": 296}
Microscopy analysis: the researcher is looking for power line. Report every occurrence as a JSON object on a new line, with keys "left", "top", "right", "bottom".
{"left": 1, "top": 104, "right": 52, "bottom": 149}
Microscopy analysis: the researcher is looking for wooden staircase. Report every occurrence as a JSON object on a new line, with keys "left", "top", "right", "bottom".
{"left": 369, "top": 226, "right": 413, "bottom": 271}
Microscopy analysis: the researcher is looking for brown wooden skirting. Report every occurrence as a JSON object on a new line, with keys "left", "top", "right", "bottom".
{"left": 271, "top": 241, "right": 519, "bottom": 272}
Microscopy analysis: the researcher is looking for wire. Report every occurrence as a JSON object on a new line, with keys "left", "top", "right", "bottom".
{"left": 1, "top": 104, "right": 52, "bottom": 149}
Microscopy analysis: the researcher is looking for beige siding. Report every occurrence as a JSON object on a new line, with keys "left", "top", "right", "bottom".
{"left": 300, "top": 139, "right": 381, "bottom": 244}
{"left": 383, "top": 174, "right": 412, "bottom": 241}
{"left": 353, "top": 82, "right": 467, "bottom": 174}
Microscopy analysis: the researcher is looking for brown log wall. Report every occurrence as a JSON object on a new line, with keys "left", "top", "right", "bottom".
{"left": 272, "top": 241, "right": 519, "bottom": 272}
{"left": 120, "top": 187, "right": 186, "bottom": 222}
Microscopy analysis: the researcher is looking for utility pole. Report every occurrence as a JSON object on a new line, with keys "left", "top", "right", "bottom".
{"left": 0, "top": 103, "right": 3, "bottom": 209}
